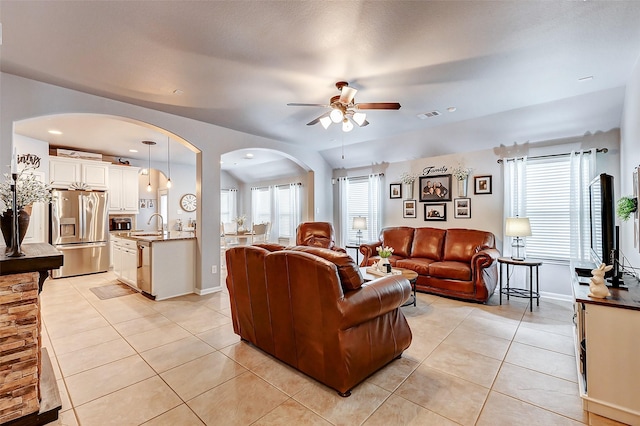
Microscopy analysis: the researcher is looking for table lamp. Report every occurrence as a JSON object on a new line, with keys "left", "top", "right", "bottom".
{"left": 352, "top": 216, "right": 367, "bottom": 245}
{"left": 505, "top": 217, "right": 531, "bottom": 261}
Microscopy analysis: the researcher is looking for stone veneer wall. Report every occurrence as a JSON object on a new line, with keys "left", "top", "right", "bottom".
{"left": 0, "top": 272, "right": 40, "bottom": 424}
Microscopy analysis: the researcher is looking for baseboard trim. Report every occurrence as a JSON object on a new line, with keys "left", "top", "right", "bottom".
{"left": 195, "top": 287, "right": 221, "bottom": 296}
{"left": 540, "top": 291, "right": 573, "bottom": 302}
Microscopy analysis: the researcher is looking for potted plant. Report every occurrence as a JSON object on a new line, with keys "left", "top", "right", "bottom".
{"left": 451, "top": 164, "right": 472, "bottom": 197}
{"left": 0, "top": 168, "right": 52, "bottom": 247}
{"left": 376, "top": 245, "right": 394, "bottom": 271}
{"left": 616, "top": 196, "right": 638, "bottom": 221}
{"left": 399, "top": 172, "right": 417, "bottom": 199}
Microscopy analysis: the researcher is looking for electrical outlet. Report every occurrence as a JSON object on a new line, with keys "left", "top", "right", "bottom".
{"left": 211, "top": 265, "right": 217, "bottom": 274}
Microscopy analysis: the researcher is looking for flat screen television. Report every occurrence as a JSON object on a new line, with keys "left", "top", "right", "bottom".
{"left": 589, "top": 173, "right": 620, "bottom": 282}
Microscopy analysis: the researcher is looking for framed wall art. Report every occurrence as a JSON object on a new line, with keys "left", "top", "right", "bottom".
{"left": 390, "top": 183, "right": 402, "bottom": 199}
{"left": 424, "top": 203, "right": 447, "bottom": 221}
{"left": 403, "top": 200, "right": 417, "bottom": 218}
{"left": 474, "top": 175, "right": 492, "bottom": 194}
{"left": 419, "top": 174, "right": 452, "bottom": 202}
{"left": 454, "top": 198, "right": 471, "bottom": 219}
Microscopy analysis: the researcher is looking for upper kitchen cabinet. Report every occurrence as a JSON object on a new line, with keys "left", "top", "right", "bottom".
{"left": 50, "top": 157, "right": 110, "bottom": 190}
{"left": 109, "top": 165, "right": 140, "bottom": 213}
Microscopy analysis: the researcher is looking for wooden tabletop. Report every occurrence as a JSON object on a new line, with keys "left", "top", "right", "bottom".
{"left": 359, "top": 266, "right": 418, "bottom": 283}
{"left": 1, "top": 243, "right": 63, "bottom": 276}
{"left": 497, "top": 257, "right": 542, "bottom": 267}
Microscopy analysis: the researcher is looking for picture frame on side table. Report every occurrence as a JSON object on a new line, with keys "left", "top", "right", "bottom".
{"left": 390, "top": 183, "right": 402, "bottom": 199}
{"left": 403, "top": 200, "right": 417, "bottom": 218}
{"left": 419, "top": 174, "right": 452, "bottom": 202}
{"left": 474, "top": 175, "right": 492, "bottom": 194}
{"left": 454, "top": 198, "right": 471, "bottom": 218}
{"left": 424, "top": 203, "right": 447, "bottom": 221}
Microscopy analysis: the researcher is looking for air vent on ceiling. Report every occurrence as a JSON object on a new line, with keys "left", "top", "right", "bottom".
{"left": 417, "top": 111, "right": 441, "bottom": 119}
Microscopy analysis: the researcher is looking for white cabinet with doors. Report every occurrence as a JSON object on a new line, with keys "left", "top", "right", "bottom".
{"left": 112, "top": 236, "right": 138, "bottom": 288}
{"left": 109, "top": 165, "right": 140, "bottom": 213}
{"left": 50, "top": 157, "right": 110, "bottom": 190}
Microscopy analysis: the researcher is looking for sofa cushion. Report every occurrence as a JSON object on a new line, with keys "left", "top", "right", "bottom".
{"left": 381, "top": 227, "right": 415, "bottom": 258}
{"left": 410, "top": 227, "right": 446, "bottom": 260}
{"left": 443, "top": 229, "right": 495, "bottom": 262}
{"left": 396, "top": 258, "right": 436, "bottom": 275}
{"left": 428, "top": 261, "right": 471, "bottom": 281}
{"left": 253, "top": 243, "right": 286, "bottom": 252}
{"left": 289, "top": 246, "right": 363, "bottom": 290}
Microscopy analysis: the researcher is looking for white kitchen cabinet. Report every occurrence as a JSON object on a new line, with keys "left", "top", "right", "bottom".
{"left": 50, "top": 157, "right": 110, "bottom": 190}
{"left": 109, "top": 165, "right": 140, "bottom": 213}
{"left": 112, "top": 236, "right": 138, "bottom": 288}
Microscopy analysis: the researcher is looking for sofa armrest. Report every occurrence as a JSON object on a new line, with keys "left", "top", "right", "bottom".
{"left": 359, "top": 241, "right": 382, "bottom": 266}
{"left": 472, "top": 247, "right": 500, "bottom": 270}
{"left": 338, "top": 275, "right": 410, "bottom": 329}
{"left": 332, "top": 246, "right": 347, "bottom": 254}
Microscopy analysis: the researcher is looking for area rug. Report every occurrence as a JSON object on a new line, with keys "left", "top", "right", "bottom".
{"left": 89, "top": 282, "right": 137, "bottom": 300}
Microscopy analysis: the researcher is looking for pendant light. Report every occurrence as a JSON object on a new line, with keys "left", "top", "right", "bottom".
{"left": 142, "top": 140, "right": 156, "bottom": 192}
{"left": 166, "top": 136, "right": 172, "bottom": 188}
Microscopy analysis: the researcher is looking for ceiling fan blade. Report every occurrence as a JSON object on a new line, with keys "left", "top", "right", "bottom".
{"left": 306, "top": 112, "right": 330, "bottom": 126}
{"left": 356, "top": 102, "right": 401, "bottom": 110}
{"left": 287, "top": 103, "right": 329, "bottom": 107}
{"left": 339, "top": 86, "right": 357, "bottom": 104}
{"left": 358, "top": 119, "right": 370, "bottom": 127}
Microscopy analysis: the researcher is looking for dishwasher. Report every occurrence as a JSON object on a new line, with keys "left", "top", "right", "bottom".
{"left": 137, "top": 241, "right": 153, "bottom": 296}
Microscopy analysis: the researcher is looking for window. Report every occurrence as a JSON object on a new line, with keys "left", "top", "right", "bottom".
{"left": 504, "top": 152, "right": 594, "bottom": 261}
{"left": 251, "top": 186, "right": 271, "bottom": 225}
{"left": 339, "top": 174, "right": 382, "bottom": 245}
{"left": 251, "top": 183, "right": 301, "bottom": 240}
{"left": 220, "top": 189, "right": 237, "bottom": 223}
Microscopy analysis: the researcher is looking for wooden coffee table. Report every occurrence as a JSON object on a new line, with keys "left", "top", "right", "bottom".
{"left": 359, "top": 266, "right": 418, "bottom": 307}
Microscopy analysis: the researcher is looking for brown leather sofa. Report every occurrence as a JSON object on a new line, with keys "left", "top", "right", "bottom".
{"left": 225, "top": 244, "right": 412, "bottom": 396}
{"left": 360, "top": 227, "right": 500, "bottom": 302}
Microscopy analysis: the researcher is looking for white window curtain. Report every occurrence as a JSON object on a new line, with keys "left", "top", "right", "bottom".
{"left": 368, "top": 173, "right": 383, "bottom": 240}
{"left": 502, "top": 156, "right": 527, "bottom": 258}
{"left": 251, "top": 186, "right": 271, "bottom": 226}
{"left": 569, "top": 149, "right": 596, "bottom": 261}
{"left": 220, "top": 189, "right": 237, "bottom": 224}
{"left": 338, "top": 177, "right": 350, "bottom": 246}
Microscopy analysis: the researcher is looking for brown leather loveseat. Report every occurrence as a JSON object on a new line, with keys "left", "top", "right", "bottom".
{"left": 225, "top": 244, "right": 412, "bottom": 396}
{"left": 360, "top": 227, "right": 500, "bottom": 302}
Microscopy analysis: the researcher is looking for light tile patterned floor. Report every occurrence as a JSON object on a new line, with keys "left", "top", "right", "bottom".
{"left": 40, "top": 271, "right": 625, "bottom": 425}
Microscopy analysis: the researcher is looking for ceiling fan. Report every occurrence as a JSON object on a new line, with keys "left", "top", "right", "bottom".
{"left": 287, "top": 81, "right": 401, "bottom": 132}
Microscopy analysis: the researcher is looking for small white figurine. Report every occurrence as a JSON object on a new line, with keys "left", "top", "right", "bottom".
{"left": 588, "top": 263, "right": 613, "bottom": 299}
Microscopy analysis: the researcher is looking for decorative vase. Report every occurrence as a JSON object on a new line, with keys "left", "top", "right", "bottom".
{"left": 403, "top": 182, "right": 414, "bottom": 199}
{"left": 457, "top": 178, "right": 468, "bottom": 197}
{"left": 1, "top": 208, "right": 31, "bottom": 248}
{"left": 378, "top": 257, "right": 391, "bottom": 272}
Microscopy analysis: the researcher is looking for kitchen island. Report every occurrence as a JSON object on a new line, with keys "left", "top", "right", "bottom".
{"left": 112, "top": 231, "right": 196, "bottom": 300}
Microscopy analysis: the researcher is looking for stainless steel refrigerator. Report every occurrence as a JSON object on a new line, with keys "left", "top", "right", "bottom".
{"left": 50, "top": 190, "right": 109, "bottom": 278}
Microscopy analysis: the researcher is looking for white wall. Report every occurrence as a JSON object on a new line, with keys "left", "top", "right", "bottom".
{"left": 0, "top": 73, "right": 334, "bottom": 294}
{"left": 621, "top": 53, "right": 640, "bottom": 275}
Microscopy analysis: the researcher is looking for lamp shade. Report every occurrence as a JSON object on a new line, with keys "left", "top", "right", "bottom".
{"left": 352, "top": 216, "right": 367, "bottom": 230}
{"left": 330, "top": 108, "right": 343, "bottom": 123}
{"left": 505, "top": 217, "right": 532, "bottom": 237}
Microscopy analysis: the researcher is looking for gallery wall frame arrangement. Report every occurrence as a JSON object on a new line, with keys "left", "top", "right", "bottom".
{"left": 424, "top": 203, "right": 447, "bottom": 221}
{"left": 390, "top": 183, "right": 402, "bottom": 199}
{"left": 419, "top": 174, "right": 452, "bottom": 202}
{"left": 474, "top": 175, "right": 492, "bottom": 194}
{"left": 403, "top": 200, "right": 417, "bottom": 218}
{"left": 454, "top": 198, "right": 471, "bottom": 219}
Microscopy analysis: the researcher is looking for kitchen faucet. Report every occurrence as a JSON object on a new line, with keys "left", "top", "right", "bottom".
{"left": 147, "top": 213, "right": 164, "bottom": 233}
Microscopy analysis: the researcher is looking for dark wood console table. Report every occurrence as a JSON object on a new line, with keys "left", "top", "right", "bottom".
{"left": 1, "top": 243, "right": 63, "bottom": 426}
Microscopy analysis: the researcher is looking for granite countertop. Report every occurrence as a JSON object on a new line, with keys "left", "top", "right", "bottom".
{"left": 113, "top": 231, "right": 196, "bottom": 243}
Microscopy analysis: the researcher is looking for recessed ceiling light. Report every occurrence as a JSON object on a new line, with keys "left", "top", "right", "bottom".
{"left": 129, "top": 149, "right": 138, "bottom": 153}
{"left": 220, "top": 160, "right": 224, "bottom": 164}
{"left": 578, "top": 76, "right": 594, "bottom": 82}
{"left": 48, "top": 130, "right": 62, "bottom": 135}
{"left": 245, "top": 153, "right": 254, "bottom": 159}
{"left": 447, "top": 107, "right": 457, "bottom": 113}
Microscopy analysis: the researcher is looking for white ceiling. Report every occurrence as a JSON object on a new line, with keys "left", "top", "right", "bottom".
{"left": 2, "top": 1, "right": 640, "bottom": 174}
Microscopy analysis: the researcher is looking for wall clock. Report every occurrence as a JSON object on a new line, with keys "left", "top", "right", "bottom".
{"left": 180, "top": 193, "right": 197, "bottom": 212}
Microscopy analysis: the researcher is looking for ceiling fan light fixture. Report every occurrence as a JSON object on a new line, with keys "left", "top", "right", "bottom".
{"left": 342, "top": 118, "right": 354, "bottom": 132}
{"left": 353, "top": 112, "right": 367, "bottom": 126}
{"left": 319, "top": 116, "right": 332, "bottom": 129}
{"left": 330, "top": 108, "right": 343, "bottom": 123}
